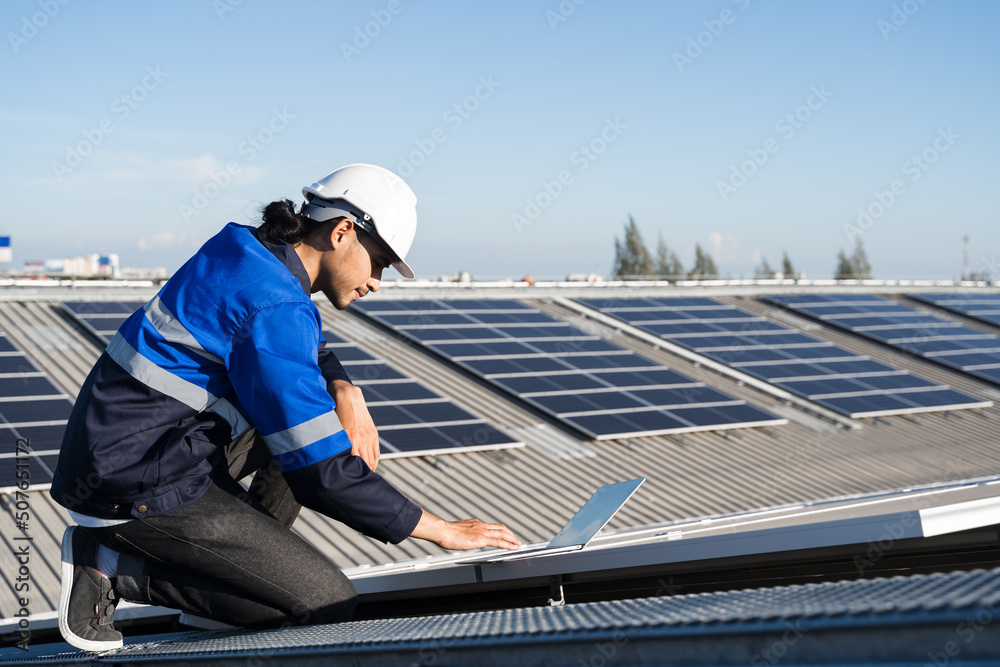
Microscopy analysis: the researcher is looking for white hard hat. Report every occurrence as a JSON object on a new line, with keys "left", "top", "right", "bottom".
{"left": 301, "top": 164, "right": 418, "bottom": 279}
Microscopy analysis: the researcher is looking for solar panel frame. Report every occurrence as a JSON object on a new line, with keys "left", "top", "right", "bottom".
{"left": 354, "top": 299, "right": 786, "bottom": 440}
{"left": 0, "top": 397, "right": 74, "bottom": 425}
{"left": 762, "top": 294, "right": 1000, "bottom": 389}
{"left": 378, "top": 422, "right": 522, "bottom": 457}
{"left": 579, "top": 296, "right": 991, "bottom": 418}
{"left": 909, "top": 293, "right": 1000, "bottom": 329}
{"left": 357, "top": 380, "right": 441, "bottom": 404}
{"left": 61, "top": 300, "right": 147, "bottom": 345}
{"left": 0, "top": 330, "right": 76, "bottom": 491}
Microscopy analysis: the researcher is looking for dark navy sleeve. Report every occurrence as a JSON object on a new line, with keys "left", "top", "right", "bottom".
{"left": 317, "top": 346, "right": 352, "bottom": 385}
{"left": 284, "top": 454, "right": 423, "bottom": 544}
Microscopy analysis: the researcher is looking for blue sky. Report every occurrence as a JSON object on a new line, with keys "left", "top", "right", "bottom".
{"left": 1, "top": 0, "right": 997, "bottom": 280}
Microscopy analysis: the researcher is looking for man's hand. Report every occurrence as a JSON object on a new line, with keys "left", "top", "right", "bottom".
{"left": 330, "top": 380, "right": 380, "bottom": 472}
{"left": 410, "top": 510, "right": 521, "bottom": 551}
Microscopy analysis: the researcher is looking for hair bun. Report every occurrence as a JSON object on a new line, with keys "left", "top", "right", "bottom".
{"left": 258, "top": 199, "right": 311, "bottom": 244}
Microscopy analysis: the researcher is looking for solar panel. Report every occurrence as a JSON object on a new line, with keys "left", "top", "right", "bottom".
{"left": 322, "top": 331, "right": 522, "bottom": 457}
{"left": 578, "top": 297, "right": 990, "bottom": 418}
{"left": 61, "top": 300, "right": 146, "bottom": 344}
{"left": 376, "top": 422, "right": 520, "bottom": 455}
{"left": 353, "top": 300, "right": 785, "bottom": 440}
{"left": 357, "top": 381, "right": 440, "bottom": 403}
{"left": 909, "top": 293, "right": 1000, "bottom": 329}
{"left": 0, "top": 436, "right": 59, "bottom": 490}
{"left": 0, "top": 330, "right": 75, "bottom": 491}
{"left": 763, "top": 294, "right": 1000, "bottom": 389}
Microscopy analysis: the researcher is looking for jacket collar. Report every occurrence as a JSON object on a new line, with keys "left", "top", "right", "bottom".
{"left": 255, "top": 233, "right": 312, "bottom": 295}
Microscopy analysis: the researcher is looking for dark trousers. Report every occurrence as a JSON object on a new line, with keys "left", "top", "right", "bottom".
{"left": 92, "top": 431, "right": 358, "bottom": 629}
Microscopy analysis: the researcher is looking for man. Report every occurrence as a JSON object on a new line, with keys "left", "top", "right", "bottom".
{"left": 51, "top": 164, "right": 520, "bottom": 651}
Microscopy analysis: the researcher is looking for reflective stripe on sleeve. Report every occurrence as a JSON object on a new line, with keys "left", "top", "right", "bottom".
{"left": 207, "top": 397, "right": 252, "bottom": 438}
{"left": 264, "top": 411, "right": 352, "bottom": 471}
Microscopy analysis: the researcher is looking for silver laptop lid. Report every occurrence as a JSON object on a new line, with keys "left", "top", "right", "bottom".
{"left": 546, "top": 477, "right": 646, "bottom": 549}
{"left": 457, "top": 477, "right": 646, "bottom": 564}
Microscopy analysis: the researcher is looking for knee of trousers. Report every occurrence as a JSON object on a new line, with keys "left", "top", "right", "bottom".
{"left": 295, "top": 575, "right": 358, "bottom": 626}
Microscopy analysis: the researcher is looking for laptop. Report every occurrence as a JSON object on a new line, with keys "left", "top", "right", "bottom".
{"left": 459, "top": 477, "right": 646, "bottom": 564}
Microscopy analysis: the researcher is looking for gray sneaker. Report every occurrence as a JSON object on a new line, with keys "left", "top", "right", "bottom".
{"left": 58, "top": 526, "right": 123, "bottom": 651}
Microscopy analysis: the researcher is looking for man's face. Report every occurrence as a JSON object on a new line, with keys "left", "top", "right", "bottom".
{"left": 320, "top": 229, "right": 394, "bottom": 310}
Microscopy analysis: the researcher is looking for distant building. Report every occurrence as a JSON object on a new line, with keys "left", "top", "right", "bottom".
{"left": 120, "top": 265, "right": 169, "bottom": 280}
{"left": 36, "top": 253, "right": 120, "bottom": 278}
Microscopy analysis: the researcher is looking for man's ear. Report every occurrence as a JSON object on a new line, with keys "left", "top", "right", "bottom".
{"left": 327, "top": 217, "right": 354, "bottom": 250}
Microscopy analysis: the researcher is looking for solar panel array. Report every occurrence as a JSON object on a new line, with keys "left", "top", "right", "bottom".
{"left": 61, "top": 300, "right": 146, "bottom": 344}
{"left": 909, "top": 293, "right": 1000, "bottom": 329}
{"left": 323, "top": 330, "right": 522, "bottom": 458}
{"left": 763, "top": 294, "right": 1000, "bottom": 388}
{"left": 353, "top": 299, "right": 786, "bottom": 440}
{"left": 578, "top": 297, "right": 990, "bottom": 418}
{"left": 0, "top": 328, "right": 72, "bottom": 491}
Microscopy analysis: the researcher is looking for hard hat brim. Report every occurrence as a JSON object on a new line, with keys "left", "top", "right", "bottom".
{"left": 392, "top": 258, "right": 415, "bottom": 280}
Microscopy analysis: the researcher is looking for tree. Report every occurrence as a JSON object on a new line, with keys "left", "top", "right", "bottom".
{"left": 781, "top": 251, "right": 796, "bottom": 279}
{"left": 834, "top": 250, "right": 853, "bottom": 280}
{"left": 655, "top": 233, "right": 684, "bottom": 278}
{"left": 755, "top": 257, "right": 776, "bottom": 279}
{"left": 852, "top": 241, "right": 872, "bottom": 279}
{"left": 688, "top": 243, "right": 719, "bottom": 279}
{"left": 613, "top": 216, "right": 654, "bottom": 278}
{"left": 834, "top": 240, "right": 873, "bottom": 280}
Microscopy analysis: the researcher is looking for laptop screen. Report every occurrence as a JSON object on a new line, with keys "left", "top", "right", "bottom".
{"left": 546, "top": 478, "right": 646, "bottom": 549}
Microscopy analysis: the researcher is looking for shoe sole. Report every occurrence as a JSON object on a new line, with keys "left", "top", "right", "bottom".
{"left": 59, "top": 526, "right": 124, "bottom": 652}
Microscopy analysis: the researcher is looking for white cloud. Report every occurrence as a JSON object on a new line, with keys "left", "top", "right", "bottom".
{"left": 709, "top": 232, "right": 722, "bottom": 255}
{"left": 136, "top": 231, "right": 198, "bottom": 250}
{"left": 44, "top": 151, "right": 265, "bottom": 191}
{"left": 708, "top": 231, "right": 739, "bottom": 262}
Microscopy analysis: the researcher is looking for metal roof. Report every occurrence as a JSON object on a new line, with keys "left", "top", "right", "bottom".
{"left": 3, "top": 285, "right": 1000, "bottom": 621}
{"left": 3, "top": 566, "right": 1000, "bottom": 665}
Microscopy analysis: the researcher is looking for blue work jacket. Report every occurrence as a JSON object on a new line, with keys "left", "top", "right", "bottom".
{"left": 50, "top": 223, "right": 422, "bottom": 544}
